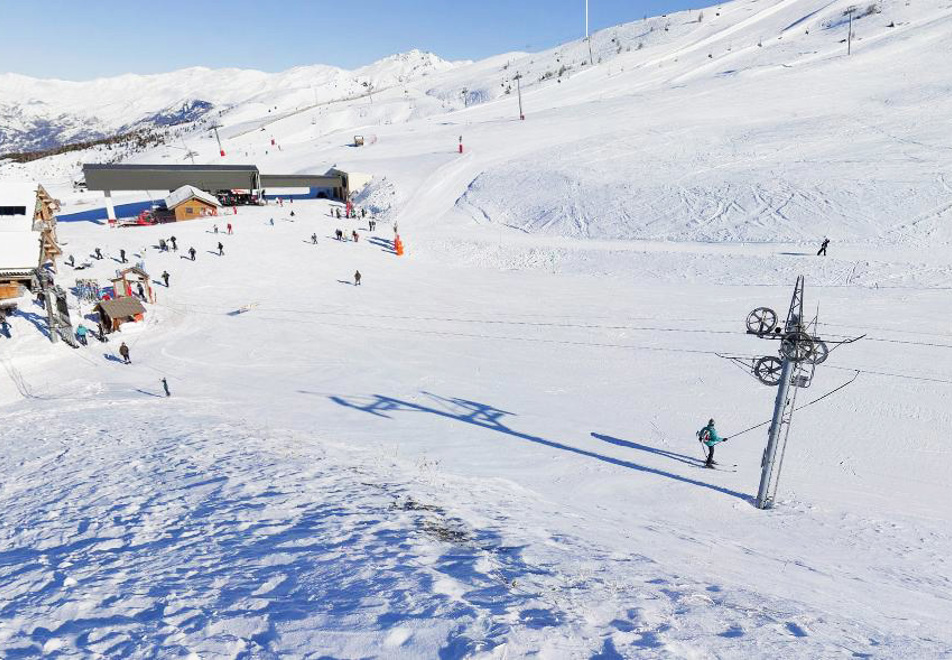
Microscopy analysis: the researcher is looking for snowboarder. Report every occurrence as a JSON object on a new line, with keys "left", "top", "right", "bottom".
{"left": 698, "top": 419, "right": 728, "bottom": 468}
{"left": 161, "top": 377, "right": 171, "bottom": 397}
{"left": 75, "top": 324, "right": 88, "bottom": 346}
{"left": 189, "top": 247, "right": 196, "bottom": 261}
{"left": 311, "top": 233, "right": 318, "bottom": 244}
{"left": 119, "top": 342, "right": 131, "bottom": 364}
{"left": 94, "top": 247, "right": 103, "bottom": 260}
{"left": 227, "top": 223, "right": 233, "bottom": 235}
{"left": 817, "top": 238, "right": 829, "bottom": 257}
{"left": 170, "top": 236, "right": 178, "bottom": 251}
{"left": 161, "top": 271, "right": 170, "bottom": 287}
{"left": 119, "top": 249, "right": 127, "bottom": 264}
{"left": 217, "top": 242, "right": 224, "bottom": 256}
{"left": 354, "top": 270, "right": 362, "bottom": 286}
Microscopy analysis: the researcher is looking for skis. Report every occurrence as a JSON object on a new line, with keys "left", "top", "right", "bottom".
{"left": 696, "top": 463, "right": 738, "bottom": 473}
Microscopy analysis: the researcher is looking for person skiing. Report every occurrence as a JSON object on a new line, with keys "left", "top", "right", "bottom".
{"left": 817, "top": 237, "right": 830, "bottom": 257}
{"left": 136, "top": 282, "right": 146, "bottom": 300}
{"left": 213, "top": 224, "right": 219, "bottom": 234}
{"left": 67, "top": 254, "right": 76, "bottom": 267}
{"left": 0, "top": 311, "right": 9, "bottom": 338}
{"left": 161, "top": 377, "right": 171, "bottom": 397}
{"left": 218, "top": 242, "right": 224, "bottom": 256}
{"left": 189, "top": 247, "right": 196, "bottom": 261}
{"left": 75, "top": 324, "right": 88, "bottom": 346}
{"left": 290, "top": 210, "right": 296, "bottom": 217}
{"left": 161, "top": 271, "right": 170, "bottom": 287}
{"left": 227, "top": 223, "right": 233, "bottom": 235}
{"left": 698, "top": 419, "right": 728, "bottom": 468}
{"left": 119, "top": 342, "right": 131, "bottom": 364}
{"left": 354, "top": 270, "right": 362, "bottom": 286}
{"left": 170, "top": 236, "right": 178, "bottom": 251}
{"left": 311, "top": 233, "right": 318, "bottom": 244}
{"left": 352, "top": 230, "right": 359, "bottom": 242}
{"left": 335, "top": 207, "right": 341, "bottom": 219}
{"left": 119, "top": 248, "right": 127, "bottom": 264}
{"left": 269, "top": 218, "right": 275, "bottom": 226}
{"left": 94, "top": 247, "right": 103, "bottom": 260}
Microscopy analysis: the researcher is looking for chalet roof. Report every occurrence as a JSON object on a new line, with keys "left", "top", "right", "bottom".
{"left": 0, "top": 181, "right": 38, "bottom": 231}
{"left": 96, "top": 296, "right": 146, "bottom": 318}
{"left": 0, "top": 232, "right": 42, "bottom": 271}
{"left": 165, "top": 185, "right": 221, "bottom": 211}
{"left": 113, "top": 266, "right": 150, "bottom": 281}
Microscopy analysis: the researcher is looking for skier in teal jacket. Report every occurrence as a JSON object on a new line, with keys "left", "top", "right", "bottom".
{"left": 699, "top": 419, "right": 728, "bottom": 468}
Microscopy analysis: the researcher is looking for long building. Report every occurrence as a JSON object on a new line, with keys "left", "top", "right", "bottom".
{"left": 81, "top": 164, "right": 368, "bottom": 220}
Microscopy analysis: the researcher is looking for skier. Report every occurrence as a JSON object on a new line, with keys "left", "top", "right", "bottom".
{"left": 352, "top": 230, "right": 359, "bottom": 242}
{"left": 136, "top": 282, "right": 146, "bottom": 300}
{"left": 94, "top": 247, "right": 103, "bottom": 260}
{"left": 311, "top": 233, "right": 318, "bottom": 244}
{"left": 361, "top": 207, "right": 367, "bottom": 219}
{"left": 75, "top": 324, "right": 88, "bottom": 346}
{"left": 227, "top": 223, "right": 233, "bottom": 235}
{"left": 213, "top": 224, "right": 219, "bottom": 234}
{"left": 0, "top": 311, "right": 8, "bottom": 338}
{"left": 161, "top": 377, "right": 171, "bottom": 397}
{"left": 290, "top": 210, "right": 296, "bottom": 217}
{"left": 354, "top": 270, "right": 362, "bottom": 286}
{"left": 217, "top": 242, "right": 224, "bottom": 257}
{"left": 159, "top": 238, "right": 167, "bottom": 252}
{"left": 161, "top": 271, "right": 170, "bottom": 287}
{"left": 119, "top": 342, "right": 131, "bottom": 364}
{"left": 698, "top": 419, "right": 728, "bottom": 468}
{"left": 67, "top": 254, "right": 75, "bottom": 267}
{"left": 189, "top": 247, "right": 197, "bottom": 261}
{"left": 269, "top": 218, "right": 275, "bottom": 226}
{"left": 817, "top": 237, "right": 830, "bottom": 257}
{"left": 335, "top": 207, "right": 341, "bottom": 219}
{"left": 170, "top": 236, "right": 178, "bottom": 251}
{"left": 120, "top": 249, "right": 127, "bottom": 264}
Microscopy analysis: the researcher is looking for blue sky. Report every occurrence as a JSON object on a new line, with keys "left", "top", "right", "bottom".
{"left": 0, "top": 0, "right": 712, "bottom": 80}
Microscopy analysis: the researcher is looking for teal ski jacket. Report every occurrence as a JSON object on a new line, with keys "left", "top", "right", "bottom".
{"left": 699, "top": 424, "right": 725, "bottom": 447}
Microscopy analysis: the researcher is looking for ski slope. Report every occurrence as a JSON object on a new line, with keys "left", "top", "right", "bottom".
{"left": 2, "top": 0, "right": 952, "bottom": 656}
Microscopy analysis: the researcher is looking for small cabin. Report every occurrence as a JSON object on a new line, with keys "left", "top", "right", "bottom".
{"left": 164, "top": 185, "right": 221, "bottom": 222}
{"left": 95, "top": 296, "right": 147, "bottom": 333}
{"left": 110, "top": 266, "right": 155, "bottom": 303}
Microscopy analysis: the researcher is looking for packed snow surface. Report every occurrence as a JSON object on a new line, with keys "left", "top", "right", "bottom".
{"left": 2, "top": 0, "right": 952, "bottom": 656}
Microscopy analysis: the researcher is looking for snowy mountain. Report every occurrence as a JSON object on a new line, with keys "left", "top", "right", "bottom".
{"left": 2, "top": 0, "right": 952, "bottom": 656}
{"left": 0, "top": 50, "right": 460, "bottom": 155}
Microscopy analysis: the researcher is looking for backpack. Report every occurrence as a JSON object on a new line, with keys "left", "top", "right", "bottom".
{"left": 697, "top": 427, "right": 711, "bottom": 444}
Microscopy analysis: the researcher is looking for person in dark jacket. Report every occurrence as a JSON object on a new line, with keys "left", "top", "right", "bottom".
{"left": 161, "top": 271, "right": 170, "bottom": 287}
{"left": 217, "top": 242, "right": 224, "bottom": 256}
{"left": 354, "top": 270, "right": 362, "bottom": 286}
{"left": 119, "top": 342, "right": 131, "bottom": 364}
{"left": 817, "top": 238, "right": 830, "bottom": 256}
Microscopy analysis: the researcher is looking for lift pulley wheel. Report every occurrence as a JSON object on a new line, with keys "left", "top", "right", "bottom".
{"left": 746, "top": 307, "right": 778, "bottom": 335}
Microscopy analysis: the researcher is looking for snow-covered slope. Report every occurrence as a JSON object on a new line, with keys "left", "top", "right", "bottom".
{"left": 3, "top": 0, "right": 952, "bottom": 656}
{"left": 0, "top": 50, "right": 459, "bottom": 154}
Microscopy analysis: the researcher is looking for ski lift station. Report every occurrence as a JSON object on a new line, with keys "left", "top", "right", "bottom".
{"left": 81, "top": 164, "right": 372, "bottom": 221}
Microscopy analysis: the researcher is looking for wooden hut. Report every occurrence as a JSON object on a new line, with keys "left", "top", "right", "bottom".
{"left": 110, "top": 266, "right": 155, "bottom": 303}
{"left": 164, "top": 185, "right": 221, "bottom": 222}
{"left": 95, "top": 296, "right": 146, "bottom": 333}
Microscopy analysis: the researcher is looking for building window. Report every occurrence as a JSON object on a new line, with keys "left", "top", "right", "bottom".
{"left": 0, "top": 206, "right": 27, "bottom": 216}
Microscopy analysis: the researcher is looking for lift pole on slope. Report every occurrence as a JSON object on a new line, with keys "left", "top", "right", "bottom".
{"left": 585, "top": 0, "right": 595, "bottom": 65}
{"left": 212, "top": 125, "right": 225, "bottom": 157}
{"left": 717, "top": 276, "right": 861, "bottom": 509}
{"left": 847, "top": 6, "right": 855, "bottom": 55}
{"left": 515, "top": 73, "right": 525, "bottom": 120}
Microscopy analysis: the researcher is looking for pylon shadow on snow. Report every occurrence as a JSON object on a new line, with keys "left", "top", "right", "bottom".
{"left": 329, "top": 392, "right": 751, "bottom": 503}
